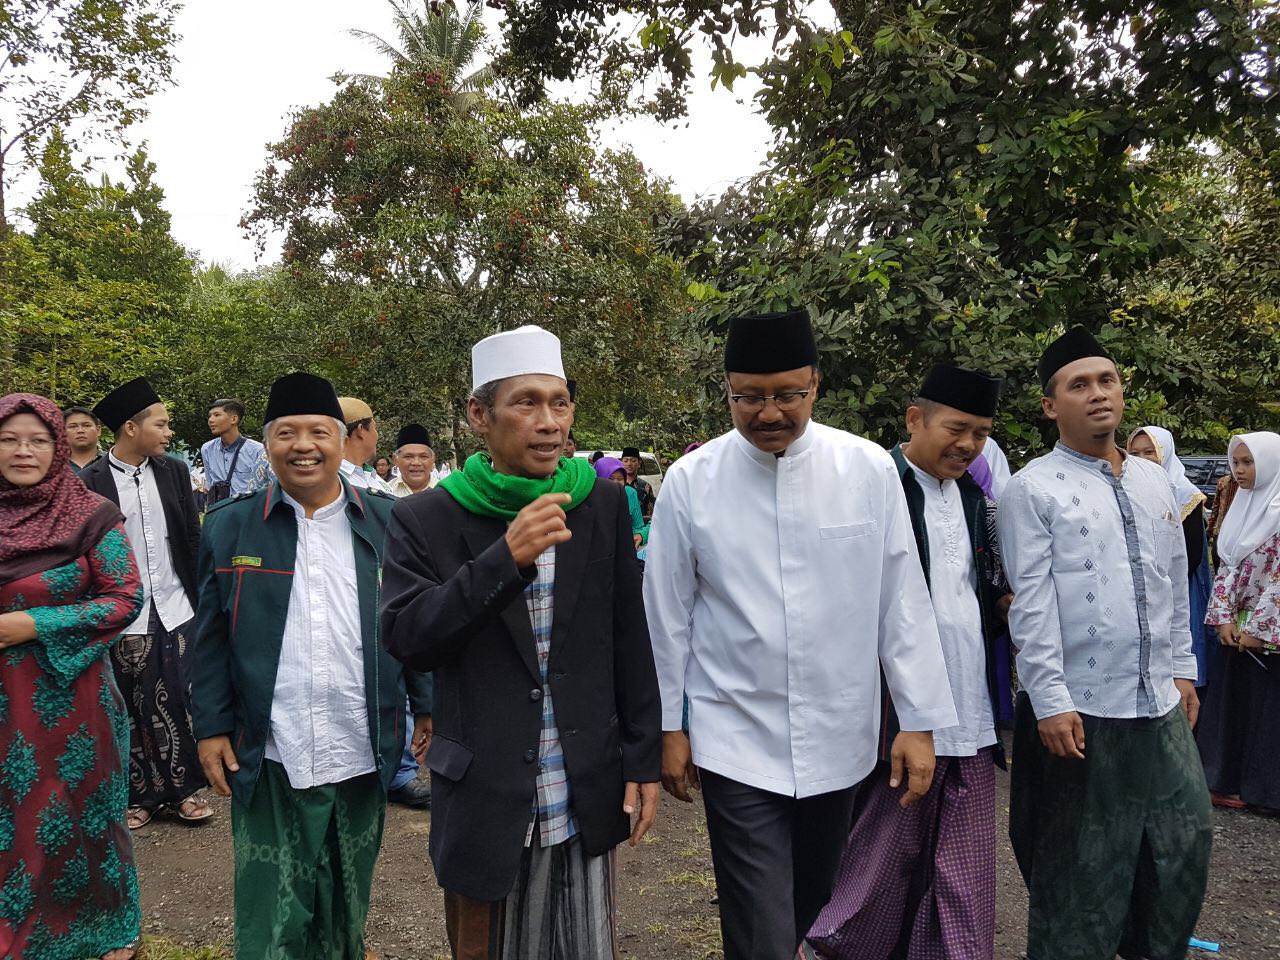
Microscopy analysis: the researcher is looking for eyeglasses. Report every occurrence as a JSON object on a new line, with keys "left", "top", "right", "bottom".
{"left": 728, "top": 390, "right": 812, "bottom": 413}
{"left": 0, "top": 436, "right": 56, "bottom": 452}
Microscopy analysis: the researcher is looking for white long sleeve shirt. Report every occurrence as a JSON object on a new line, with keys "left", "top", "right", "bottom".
{"left": 997, "top": 443, "right": 1195, "bottom": 721}
{"left": 109, "top": 451, "right": 195, "bottom": 635}
{"left": 644, "top": 422, "right": 957, "bottom": 798}
{"left": 908, "top": 463, "right": 996, "bottom": 757}
{"left": 264, "top": 488, "right": 375, "bottom": 788}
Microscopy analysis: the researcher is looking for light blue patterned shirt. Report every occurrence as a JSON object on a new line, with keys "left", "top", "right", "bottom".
{"left": 523, "top": 545, "right": 577, "bottom": 847}
{"left": 997, "top": 443, "right": 1196, "bottom": 721}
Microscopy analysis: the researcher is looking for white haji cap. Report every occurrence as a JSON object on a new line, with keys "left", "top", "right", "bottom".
{"left": 471, "top": 325, "right": 566, "bottom": 390}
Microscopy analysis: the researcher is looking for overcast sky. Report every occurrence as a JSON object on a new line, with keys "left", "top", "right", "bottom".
{"left": 11, "top": 1, "right": 777, "bottom": 271}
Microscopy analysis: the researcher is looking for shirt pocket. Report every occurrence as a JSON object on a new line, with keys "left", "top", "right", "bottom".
{"left": 1149, "top": 516, "right": 1181, "bottom": 568}
{"left": 819, "top": 520, "right": 878, "bottom": 541}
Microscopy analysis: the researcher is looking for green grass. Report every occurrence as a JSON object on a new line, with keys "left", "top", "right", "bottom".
{"left": 139, "top": 936, "right": 230, "bottom": 960}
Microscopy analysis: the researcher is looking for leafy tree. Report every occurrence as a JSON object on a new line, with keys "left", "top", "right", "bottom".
{"left": 500, "top": 0, "right": 1280, "bottom": 456}
{"left": 158, "top": 265, "right": 322, "bottom": 447}
{"left": 246, "top": 4, "right": 698, "bottom": 459}
{"left": 349, "top": 0, "right": 493, "bottom": 98}
{"left": 0, "top": 0, "right": 179, "bottom": 231}
{"left": 0, "top": 129, "right": 190, "bottom": 405}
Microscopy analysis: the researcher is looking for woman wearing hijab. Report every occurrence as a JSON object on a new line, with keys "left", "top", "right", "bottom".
{"left": 0, "top": 394, "right": 145, "bottom": 960}
{"left": 594, "top": 456, "right": 648, "bottom": 547}
{"left": 1200, "top": 431, "right": 1280, "bottom": 812}
{"left": 1127, "top": 426, "right": 1213, "bottom": 688}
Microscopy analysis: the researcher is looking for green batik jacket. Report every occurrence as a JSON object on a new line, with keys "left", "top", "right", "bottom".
{"left": 191, "top": 477, "right": 432, "bottom": 805}
{"left": 878, "top": 444, "right": 1012, "bottom": 768}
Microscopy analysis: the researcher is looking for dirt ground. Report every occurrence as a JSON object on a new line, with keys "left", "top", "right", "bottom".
{"left": 135, "top": 767, "right": 1280, "bottom": 960}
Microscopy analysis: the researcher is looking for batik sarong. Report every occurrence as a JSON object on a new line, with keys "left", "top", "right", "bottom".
{"left": 231, "top": 760, "right": 385, "bottom": 960}
{"left": 808, "top": 751, "right": 996, "bottom": 960}
{"left": 443, "top": 834, "right": 617, "bottom": 960}
{"left": 110, "top": 609, "right": 206, "bottom": 810}
{"left": 1010, "top": 694, "right": 1212, "bottom": 960}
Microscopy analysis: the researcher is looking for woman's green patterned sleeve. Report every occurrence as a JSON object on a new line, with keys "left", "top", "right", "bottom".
{"left": 27, "top": 525, "right": 145, "bottom": 685}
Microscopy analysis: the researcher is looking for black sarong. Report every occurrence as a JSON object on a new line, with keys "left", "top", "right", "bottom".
{"left": 1010, "top": 693, "right": 1212, "bottom": 960}
{"left": 111, "top": 606, "right": 207, "bottom": 810}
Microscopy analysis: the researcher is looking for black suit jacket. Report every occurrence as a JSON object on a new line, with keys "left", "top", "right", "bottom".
{"left": 380, "top": 479, "right": 661, "bottom": 900}
{"left": 80, "top": 453, "right": 201, "bottom": 610}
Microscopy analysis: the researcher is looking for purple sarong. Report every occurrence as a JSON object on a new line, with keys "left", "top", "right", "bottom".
{"left": 808, "top": 751, "right": 996, "bottom": 960}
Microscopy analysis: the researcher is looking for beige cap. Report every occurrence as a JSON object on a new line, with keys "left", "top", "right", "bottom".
{"left": 338, "top": 397, "right": 374, "bottom": 424}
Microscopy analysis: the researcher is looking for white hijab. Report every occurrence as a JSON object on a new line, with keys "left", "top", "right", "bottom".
{"left": 1216, "top": 431, "right": 1280, "bottom": 569}
{"left": 1129, "top": 425, "right": 1205, "bottom": 521}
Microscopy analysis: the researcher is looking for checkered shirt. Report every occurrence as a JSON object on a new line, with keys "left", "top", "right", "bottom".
{"left": 524, "top": 545, "right": 578, "bottom": 847}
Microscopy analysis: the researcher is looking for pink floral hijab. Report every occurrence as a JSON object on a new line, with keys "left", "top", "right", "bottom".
{"left": 0, "top": 393, "right": 121, "bottom": 585}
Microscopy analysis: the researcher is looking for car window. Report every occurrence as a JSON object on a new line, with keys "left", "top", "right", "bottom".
{"left": 640, "top": 454, "right": 661, "bottom": 476}
{"left": 1183, "top": 460, "right": 1214, "bottom": 486}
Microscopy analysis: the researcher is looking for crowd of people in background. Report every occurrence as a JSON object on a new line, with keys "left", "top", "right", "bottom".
{"left": 1, "top": 313, "right": 1278, "bottom": 960}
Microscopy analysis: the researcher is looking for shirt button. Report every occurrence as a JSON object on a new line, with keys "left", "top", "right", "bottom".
{"left": 523, "top": 749, "right": 536, "bottom": 763}
{"left": 530, "top": 689, "right": 543, "bottom": 702}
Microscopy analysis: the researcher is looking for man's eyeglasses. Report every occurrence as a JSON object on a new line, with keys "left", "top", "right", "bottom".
{"left": 0, "top": 436, "right": 55, "bottom": 452}
{"left": 728, "top": 390, "right": 812, "bottom": 413}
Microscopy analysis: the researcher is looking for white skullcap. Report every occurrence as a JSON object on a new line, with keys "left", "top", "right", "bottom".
{"left": 471, "top": 325, "right": 566, "bottom": 390}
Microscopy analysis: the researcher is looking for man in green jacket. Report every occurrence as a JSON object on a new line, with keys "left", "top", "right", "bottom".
{"left": 192, "top": 372, "right": 432, "bottom": 960}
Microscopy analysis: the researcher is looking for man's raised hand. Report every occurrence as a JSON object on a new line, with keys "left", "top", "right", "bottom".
{"left": 505, "top": 493, "right": 573, "bottom": 568}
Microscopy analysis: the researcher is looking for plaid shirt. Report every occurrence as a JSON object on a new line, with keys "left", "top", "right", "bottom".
{"left": 524, "top": 545, "right": 578, "bottom": 847}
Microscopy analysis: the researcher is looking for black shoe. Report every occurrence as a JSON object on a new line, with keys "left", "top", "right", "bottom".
{"left": 388, "top": 778, "right": 432, "bottom": 809}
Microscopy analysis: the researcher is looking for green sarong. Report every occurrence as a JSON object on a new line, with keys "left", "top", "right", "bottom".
{"left": 1010, "top": 694, "right": 1213, "bottom": 960}
{"left": 232, "top": 761, "right": 386, "bottom": 960}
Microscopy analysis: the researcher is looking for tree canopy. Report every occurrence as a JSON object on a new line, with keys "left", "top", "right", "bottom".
{"left": 0, "top": 0, "right": 179, "bottom": 229}
{"left": 243, "top": 10, "right": 700, "bottom": 457}
{"left": 494, "top": 0, "right": 1280, "bottom": 451}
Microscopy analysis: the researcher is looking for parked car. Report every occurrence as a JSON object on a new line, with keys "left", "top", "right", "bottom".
{"left": 1182, "top": 455, "right": 1231, "bottom": 507}
{"left": 574, "top": 449, "right": 664, "bottom": 497}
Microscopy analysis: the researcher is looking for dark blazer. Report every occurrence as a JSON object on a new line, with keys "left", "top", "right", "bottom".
{"left": 191, "top": 478, "right": 431, "bottom": 806}
{"left": 380, "top": 478, "right": 661, "bottom": 901}
{"left": 81, "top": 452, "right": 201, "bottom": 609}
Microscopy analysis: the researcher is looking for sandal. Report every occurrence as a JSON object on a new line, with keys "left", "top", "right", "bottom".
{"left": 102, "top": 934, "right": 141, "bottom": 959}
{"left": 1211, "top": 792, "right": 1247, "bottom": 810}
{"left": 126, "top": 807, "right": 153, "bottom": 830}
{"left": 174, "top": 794, "right": 214, "bottom": 823}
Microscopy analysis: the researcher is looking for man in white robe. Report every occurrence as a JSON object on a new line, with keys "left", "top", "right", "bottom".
{"left": 644, "top": 309, "right": 957, "bottom": 960}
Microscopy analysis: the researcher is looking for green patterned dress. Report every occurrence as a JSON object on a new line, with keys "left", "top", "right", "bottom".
{"left": 0, "top": 525, "right": 144, "bottom": 960}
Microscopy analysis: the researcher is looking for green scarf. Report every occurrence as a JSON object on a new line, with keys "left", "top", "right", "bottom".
{"left": 439, "top": 452, "right": 597, "bottom": 519}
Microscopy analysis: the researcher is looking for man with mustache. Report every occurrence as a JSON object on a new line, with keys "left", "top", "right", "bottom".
{"left": 389, "top": 423, "right": 437, "bottom": 497}
{"left": 811, "top": 365, "right": 1011, "bottom": 960}
{"left": 62, "top": 405, "right": 104, "bottom": 473}
{"left": 191, "top": 372, "right": 432, "bottom": 959}
{"left": 997, "top": 327, "right": 1211, "bottom": 960}
{"left": 380, "top": 325, "right": 661, "bottom": 959}
{"left": 644, "top": 309, "right": 956, "bottom": 960}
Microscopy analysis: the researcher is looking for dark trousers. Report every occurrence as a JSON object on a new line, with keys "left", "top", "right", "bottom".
{"left": 701, "top": 768, "right": 859, "bottom": 960}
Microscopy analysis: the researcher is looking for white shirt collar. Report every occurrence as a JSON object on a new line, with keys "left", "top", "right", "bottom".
{"left": 108, "top": 448, "right": 150, "bottom": 475}
{"left": 280, "top": 486, "right": 347, "bottom": 521}
{"left": 905, "top": 455, "right": 949, "bottom": 491}
{"left": 732, "top": 420, "right": 817, "bottom": 465}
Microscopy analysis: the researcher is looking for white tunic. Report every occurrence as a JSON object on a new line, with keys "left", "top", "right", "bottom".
{"left": 341, "top": 459, "right": 395, "bottom": 495}
{"left": 908, "top": 462, "right": 996, "bottom": 757}
{"left": 644, "top": 422, "right": 957, "bottom": 798}
{"left": 997, "top": 443, "right": 1194, "bottom": 721}
{"left": 264, "top": 488, "right": 375, "bottom": 788}
{"left": 109, "top": 451, "right": 195, "bottom": 635}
